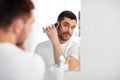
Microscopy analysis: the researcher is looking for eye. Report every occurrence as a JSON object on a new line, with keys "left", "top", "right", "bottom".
{"left": 71, "top": 26, "right": 75, "bottom": 29}
{"left": 64, "top": 24, "right": 68, "bottom": 27}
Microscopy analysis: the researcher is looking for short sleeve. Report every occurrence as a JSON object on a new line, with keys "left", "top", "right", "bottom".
{"left": 67, "top": 43, "right": 80, "bottom": 60}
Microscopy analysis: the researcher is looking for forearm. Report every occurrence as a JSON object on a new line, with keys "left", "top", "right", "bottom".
{"left": 43, "top": 25, "right": 64, "bottom": 64}
{"left": 51, "top": 39, "right": 63, "bottom": 64}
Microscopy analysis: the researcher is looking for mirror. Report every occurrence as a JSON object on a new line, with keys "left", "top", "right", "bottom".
{"left": 24, "top": 0, "right": 81, "bottom": 80}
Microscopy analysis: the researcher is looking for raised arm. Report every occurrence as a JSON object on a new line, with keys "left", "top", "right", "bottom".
{"left": 43, "top": 25, "right": 62, "bottom": 64}
{"left": 43, "top": 25, "right": 80, "bottom": 71}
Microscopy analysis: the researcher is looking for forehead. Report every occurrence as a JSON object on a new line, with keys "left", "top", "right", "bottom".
{"left": 61, "top": 17, "right": 77, "bottom": 26}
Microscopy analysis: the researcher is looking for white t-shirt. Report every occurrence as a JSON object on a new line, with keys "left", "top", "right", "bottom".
{"left": 0, "top": 43, "right": 45, "bottom": 80}
{"left": 34, "top": 39, "right": 80, "bottom": 69}
{"left": 34, "top": 40, "right": 80, "bottom": 80}
{"left": 60, "top": 40, "right": 80, "bottom": 60}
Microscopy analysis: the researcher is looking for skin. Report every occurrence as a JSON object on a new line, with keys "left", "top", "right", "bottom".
{"left": 57, "top": 17, "right": 76, "bottom": 43}
{"left": 43, "top": 17, "right": 80, "bottom": 71}
{"left": 16, "top": 10, "right": 35, "bottom": 50}
{"left": 0, "top": 10, "right": 34, "bottom": 51}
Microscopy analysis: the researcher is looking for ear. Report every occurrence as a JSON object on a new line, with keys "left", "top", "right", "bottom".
{"left": 11, "top": 19, "right": 24, "bottom": 35}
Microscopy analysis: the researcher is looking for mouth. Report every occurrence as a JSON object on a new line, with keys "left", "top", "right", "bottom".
{"left": 63, "top": 33, "right": 71, "bottom": 38}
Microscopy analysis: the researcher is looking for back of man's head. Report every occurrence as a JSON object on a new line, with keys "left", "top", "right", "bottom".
{"left": 0, "top": 0, "right": 34, "bottom": 30}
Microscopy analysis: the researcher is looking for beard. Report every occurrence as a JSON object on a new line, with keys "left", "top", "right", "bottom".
{"left": 16, "top": 28, "right": 27, "bottom": 46}
{"left": 58, "top": 32, "right": 71, "bottom": 41}
{"left": 16, "top": 35, "right": 26, "bottom": 46}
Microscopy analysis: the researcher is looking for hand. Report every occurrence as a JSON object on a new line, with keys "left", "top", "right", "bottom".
{"left": 43, "top": 25, "right": 59, "bottom": 42}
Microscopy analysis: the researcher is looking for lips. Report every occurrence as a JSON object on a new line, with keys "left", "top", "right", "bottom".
{"left": 63, "top": 33, "right": 70, "bottom": 37}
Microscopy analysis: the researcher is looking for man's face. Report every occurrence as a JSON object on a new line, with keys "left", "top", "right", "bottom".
{"left": 17, "top": 10, "right": 34, "bottom": 44}
{"left": 57, "top": 17, "right": 77, "bottom": 41}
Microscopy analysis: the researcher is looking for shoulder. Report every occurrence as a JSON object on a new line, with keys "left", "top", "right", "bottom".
{"left": 30, "top": 53, "right": 45, "bottom": 72}
{"left": 23, "top": 51, "right": 44, "bottom": 61}
{"left": 35, "top": 40, "right": 51, "bottom": 48}
{"left": 22, "top": 52, "right": 45, "bottom": 74}
{"left": 68, "top": 40, "right": 79, "bottom": 47}
{"left": 0, "top": 44, "right": 45, "bottom": 80}
{"left": 34, "top": 40, "right": 52, "bottom": 54}
{"left": 15, "top": 47, "right": 45, "bottom": 64}
{"left": 19, "top": 52, "right": 45, "bottom": 80}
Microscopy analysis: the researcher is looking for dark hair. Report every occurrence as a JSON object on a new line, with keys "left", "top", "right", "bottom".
{"left": 57, "top": 10, "right": 77, "bottom": 23}
{"left": 0, "top": 0, "right": 34, "bottom": 29}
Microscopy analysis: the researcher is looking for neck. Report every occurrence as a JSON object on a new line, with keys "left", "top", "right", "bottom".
{"left": 59, "top": 38, "right": 69, "bottom": 44}
{"left": 0, "top": 30, "right": 16, "bottom": 44}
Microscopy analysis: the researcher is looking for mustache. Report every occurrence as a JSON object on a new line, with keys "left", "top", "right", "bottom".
{"left": 63, "top": 32, "right": 71, "bottom": 35}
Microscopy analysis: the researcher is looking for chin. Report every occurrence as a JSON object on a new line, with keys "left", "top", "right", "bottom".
{"left": 63, "top": 38, "right": 70, "bottom": 41}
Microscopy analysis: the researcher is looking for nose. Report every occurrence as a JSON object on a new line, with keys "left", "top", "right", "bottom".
{"left": 67, "top": 27, "right": 72, "bottom": 33}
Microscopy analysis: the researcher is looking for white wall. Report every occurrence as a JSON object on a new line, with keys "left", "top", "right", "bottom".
{"left": 80, "top": 0, "right": 120, "bottom": 80}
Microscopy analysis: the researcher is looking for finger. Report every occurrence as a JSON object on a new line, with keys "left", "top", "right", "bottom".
{"left": 48, "top": 26, "right": 52, "bottom": 29}
{"left": 46, "top": 26, "right": 51, "bottom": 31}
{"left": 51, "top": 24, "right": 55, "bottom": 29}
{"left": 42, "top": 27, "right": 48, "bottom": 33}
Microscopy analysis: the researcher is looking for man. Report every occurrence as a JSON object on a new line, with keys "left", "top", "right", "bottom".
{"left": 35, "top": 10, "right": 80, "bottom": 71}
{"left": 0, "top": 0, "right": 45, "bottom": 80}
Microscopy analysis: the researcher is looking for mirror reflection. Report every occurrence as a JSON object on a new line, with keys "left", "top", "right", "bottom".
{"left": 35, "top": 10, "right": 80, "bottom": 71}
{"left": 25, "top": 0, "right": 81, "bottom": 80}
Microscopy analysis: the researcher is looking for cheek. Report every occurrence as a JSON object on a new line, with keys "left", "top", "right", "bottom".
{"left": 24, "top": 25, "right": 32, "bottom": 34}
{"left": 71, "top": 30, "right": 74, "bottom": 34}
{"left": 59, "top": 27, "right": 66, "bottom": 32}
{"left": 58, "top": 29, "right": 64, "bottom": 34}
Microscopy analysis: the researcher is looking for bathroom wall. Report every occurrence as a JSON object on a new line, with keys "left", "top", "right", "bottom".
{"left": 80, "top": 0, "right": 120, "bottom": 80}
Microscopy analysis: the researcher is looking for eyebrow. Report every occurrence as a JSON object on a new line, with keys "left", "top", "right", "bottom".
{"left": 63, "top": 22, "right": 76, "bottom": 27}
{"left": 63, "top": 22, "right": 69, "bottom": 24}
